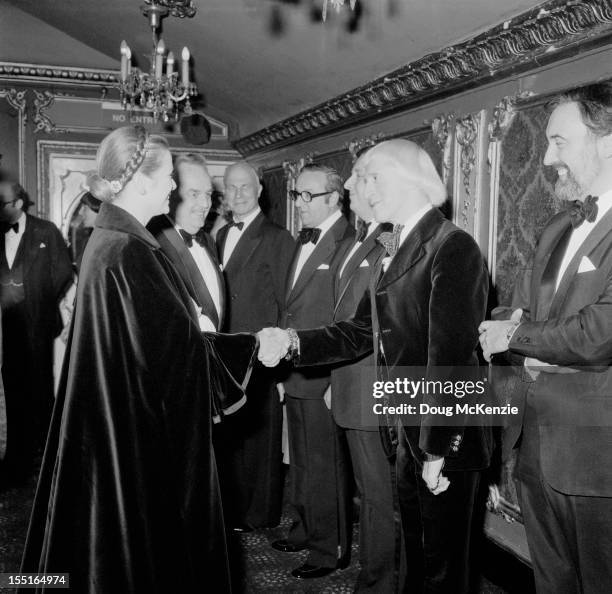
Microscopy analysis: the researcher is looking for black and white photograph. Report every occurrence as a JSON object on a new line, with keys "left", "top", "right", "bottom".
{"left": 1, "top": 1, "right": 612, "bottom": 592}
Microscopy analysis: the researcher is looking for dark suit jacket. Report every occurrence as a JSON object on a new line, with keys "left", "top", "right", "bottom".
{"left": 0, "top": 214, "right": 72, "bottom": 401}
{"left": 217, "top": 211, "right": 294, "bottom": 332}
{"left": 147, "top": 215, "right": 225, "bottom": 330}
{"left": 298, "top": 208, "right": 492, "bottom": 470}
{"left": 281, "top": 214, "right": 354, "bottom": 400}
{"left": 508, "top": 207, "right": 612, "bottom": 496}
{"left": 331, "top": 225, "right": 386, "bottom": 430}
{"left": 2, "top": 214, "right": 71, "bottom": 346}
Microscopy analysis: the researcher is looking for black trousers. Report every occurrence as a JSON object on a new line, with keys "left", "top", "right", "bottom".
{"left": 516, "top": 422, "right": 612, "bottom": 594}
{"left": 214, "top": 368, "right": 283, "bottom": 528}
{"left": 345, "top": 428, "right": 403, "bottom": 593}
{"left": 1, "top": 308, "right": 53, "bottom": 484}
{"left": 285, "top": 395, "right": 351, "bottom": 568}
{"left": 396, "top": 428, "right": 480, "bottom": 594}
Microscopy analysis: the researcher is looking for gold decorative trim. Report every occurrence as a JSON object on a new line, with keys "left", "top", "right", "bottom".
{"left": 455, "top": 114, "right": 479, "bottom": 230}
{"left": 345, "top": 133, "right": 385, "bottom": 162}
{"left": 235, "top": 0, "right": 612, "bottom": 156}
{"left": 430, "top": 113, "right": 456, "bottom": 186}
{"left": 0, "top": 88, "right": 28, "bottom": 185}
{"left": 0, "top": 62, "right": 118, "bottom": 87}
{"left": 33, "top": 90, "right": 63, "bottom": 134}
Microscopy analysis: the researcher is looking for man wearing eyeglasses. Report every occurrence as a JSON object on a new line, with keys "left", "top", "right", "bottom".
{"left": 273, "top": 164, "right": 354, "bottom": 580}
{"left": 213, "top": 161, "right": 294, "bottom": 537}
{"left": 0, "top": 180, "right": 72, "bottom": 487}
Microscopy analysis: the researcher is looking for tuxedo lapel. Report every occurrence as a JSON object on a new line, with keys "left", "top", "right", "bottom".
{"left": 285, "top": 241, "right": 301, "bottom": 304}
{"left": 224, "top": 213, "right": 264, "bottom": 278}
{"left": 335, "top": 228, "right": 381, "bottom": 312}
{"left": 378, "top": 210, "right": 441, "bottom": 290}
{"left": 20, "top": 216, "right": 39, "bottom": 279}
{"left": 217, "top": 224, "right": 228, "bottom": 265}
{"left": 201, "top": 237, "right": 225, "bottom": 328}
{"left": 550, "top": 207, "right": 612, "bottom": 318}
{"left": 162, "top": 227, "right": 220, "bottom": 330}
{"left": 288, "top": 217, "right": 345, "bottom": 305}
{"left": 534, "top": 220, "right": 572, "bottom": 321}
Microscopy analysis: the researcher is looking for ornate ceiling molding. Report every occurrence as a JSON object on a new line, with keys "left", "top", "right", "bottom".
{"left": 0, "top": 62, "right": 118, "bottom": 87}
{"left": 236, "top": 0, "right": 612, "bottom": 156}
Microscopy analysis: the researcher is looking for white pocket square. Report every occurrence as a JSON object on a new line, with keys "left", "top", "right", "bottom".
{"left": 317, "top": 264, "right": 330, "bottom": 270}
{"left": 359, "top": 260, "right": 370, "bottom": 268}
{"left": 39, "top": 242, "right": 46, "bottom": 248}
{"left": 577, "top": 256, "right": 596, "bottom": 273}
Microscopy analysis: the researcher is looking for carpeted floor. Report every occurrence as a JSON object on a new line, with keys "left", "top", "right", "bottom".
{"left": 0, "top": 466, "right": 534, "bottom": 593}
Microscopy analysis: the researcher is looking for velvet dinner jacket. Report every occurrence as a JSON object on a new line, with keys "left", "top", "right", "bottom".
{"left": 281, "top": 214, "right": 355, "bottom": 400}
{"left": 0, "top": 214, "right": 73, "bottom": 350}
{"left": 216, "top": 212, "right": 294, "bottom": 333}
{"left": 147, "top": 215, "right": 224, "bottom": 331}
{"left": 508, "top": 206, "right": 612, "bottom": 497}
{"left": 299, "top": 208, "right": 492, "bottom": 469}
{"left": 331, "top": 225, "right": 386, "bottom": 430}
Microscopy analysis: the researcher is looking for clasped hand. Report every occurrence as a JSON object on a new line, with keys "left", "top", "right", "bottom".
{"left": 257, "top": 328, "right": 290, "bottom": 367}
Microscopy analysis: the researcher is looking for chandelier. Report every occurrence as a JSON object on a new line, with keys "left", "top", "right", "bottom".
{"left": 118, "top": 0, "right": 198, "bottom": 122}
{"left": 322, "top": 0, "right": 357, "bottom": 22}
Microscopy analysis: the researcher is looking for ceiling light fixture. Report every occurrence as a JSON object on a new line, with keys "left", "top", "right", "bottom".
{"left": 117, "top": 0, "right": 198, "bottom": 122}
{"left": 322, "top": 0, "right": 357, "bottom": 22}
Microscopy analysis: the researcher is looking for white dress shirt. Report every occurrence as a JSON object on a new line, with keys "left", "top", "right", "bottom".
{"left": 5, "top": 211, "right": 26, "bottom": 269}
{"left": 222, "top": 207, "right": 261, "bottom": 268}
{"left": 338, "top": 220, "right": 377, "bottom": 278}
{"left": 291, "top": 209, "right": 342, "bottom": 289}
{"left": 555, "top": 189, "right": 612, "bottom": 291}
{"left": 175, "top": 225, "right": 222, "bottom": 331}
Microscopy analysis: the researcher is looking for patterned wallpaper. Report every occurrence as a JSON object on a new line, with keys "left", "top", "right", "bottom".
{"left": 495, "top": 103, "right": 558, "bottom": 306}
{"left": 261, "top": 166, "right": 287, "bottom": 229}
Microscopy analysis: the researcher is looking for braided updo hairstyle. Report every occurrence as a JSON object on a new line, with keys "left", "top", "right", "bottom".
{"left": 87, "top": 125, "right": 169, "bottom": 202}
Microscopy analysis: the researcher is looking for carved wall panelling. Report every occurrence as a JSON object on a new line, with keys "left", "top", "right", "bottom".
{"left": 0, "top": 88, "right": 27, "bottom": 185}
{"left": 345, "top": 132, "right": 385, "bottom": 162}
{"left": 33, "top": 90, "right": 61, "bottom": 134}
{"left": 452, "top": 111, "right": 488, "bottom": 238}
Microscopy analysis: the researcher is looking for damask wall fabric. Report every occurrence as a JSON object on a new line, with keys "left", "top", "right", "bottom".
{"left": 495, "top": 103, "right": 558, "bottom": 306}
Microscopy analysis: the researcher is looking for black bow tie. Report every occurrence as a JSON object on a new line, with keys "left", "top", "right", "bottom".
{"left": 298, "top": 227, "right": 321, "bottom": 245}
{"left": 178, "top": 228, "right": 205, "bottom": 248}
{"left": 1, "top": 221, "right": 19, "bottom": 234}
{"left": 356, "top": 220, "right": 371, "bottom": 243}
{"left": 377, "top": 224, "right": 404, "bottom": 257}
{"left": 228, "top": 220, "right": 244, "bottom": 231}
{"left": 568, "top": 195, "right": 599, "bottom": 228}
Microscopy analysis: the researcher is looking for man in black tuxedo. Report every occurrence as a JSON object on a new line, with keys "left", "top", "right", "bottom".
{"left": 215, "top": 162, "right": 294, "bottom": 531}
{"left": 329, "top": 150, "right": 400, "bottom": 592}
{"left": 479, "top": 83, "right": 612, "bottom": 594}
{"left": 274, "top": 163, "right": 354, "bottom": 580}
{"left": 148, "top": 154, "right": 225, "bottom": 335}
{"left": 0, "top": 181, "right": 72, "bottom": 485}
{"left": 260, "top": 141, "right": 491, "bottom": 593}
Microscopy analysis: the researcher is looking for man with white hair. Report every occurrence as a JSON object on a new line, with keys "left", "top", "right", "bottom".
{"left": 259, "top": 139, "right": 492, "bottom": 593}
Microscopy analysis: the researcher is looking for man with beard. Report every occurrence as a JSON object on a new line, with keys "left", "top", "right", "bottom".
{"left": 479, "top": 83, "right": 612, "bottom": 593}
{"left": 0, "top": 181, "right": 72, "bottom": 485}
{"left": 148, "top": 154, "right": 225, "bottom": 335}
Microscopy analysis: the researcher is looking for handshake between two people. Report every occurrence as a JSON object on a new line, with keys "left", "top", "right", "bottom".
{"left": 257, "top": 328, "right": 292, "bottom": 367}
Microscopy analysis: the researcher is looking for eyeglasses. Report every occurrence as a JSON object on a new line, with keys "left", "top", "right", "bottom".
{"left": 0, "top": 198, "right": 16, "bottom": 209}
{"left": 288, "top": 190, "right": 332, "bottom": 203}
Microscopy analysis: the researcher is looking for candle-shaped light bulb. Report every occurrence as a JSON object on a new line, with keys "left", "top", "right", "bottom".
{"left": 166, "top": 51, "right": 175, "bottom": 76}
{"left": 120, "top": 40, "right": 128, "bottom": 81}
{"left": 126, "top": 45, "right": 132, "bottom": 76}
{"left": 155, "top": 39, "right": 165, "bottom": 80}
{"left": 181, "top": 47, "right": 190, "bottom": 85}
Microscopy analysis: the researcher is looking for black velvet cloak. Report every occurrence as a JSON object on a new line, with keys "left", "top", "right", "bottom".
{"left": 21, "top": 203, "right": 257, "bottom": 593}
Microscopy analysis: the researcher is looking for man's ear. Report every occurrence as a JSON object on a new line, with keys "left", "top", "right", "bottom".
{"left": 327, "top": 190, "right": 340, "bottom": 208}
{"left": 599, "top": 133, "right": 612, "bottom": 160}
{"left": 257, "top": 182, "right": 263, "bottom": 199}
{"left": 14, "top": 198, "right": 24, "bottom": 211}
